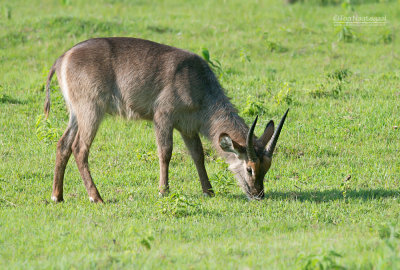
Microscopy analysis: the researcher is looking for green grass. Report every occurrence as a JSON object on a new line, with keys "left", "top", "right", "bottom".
{"left": 1, "top": 0, "right": 400, "bottom": 268}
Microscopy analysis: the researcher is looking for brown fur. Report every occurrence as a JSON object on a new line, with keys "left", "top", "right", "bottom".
{"left": 45, "top": 37, "right": 285, "bottom": 202}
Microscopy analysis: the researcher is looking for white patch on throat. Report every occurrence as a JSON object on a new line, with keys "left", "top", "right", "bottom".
{"left": 226, "top": 154, "right": 246, "bottom": 179}
{"left": 224, "top": 153, "right": 250, "bottom": 194}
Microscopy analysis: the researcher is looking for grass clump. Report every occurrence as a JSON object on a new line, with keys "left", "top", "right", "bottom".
{"left": 157, "top": 192, "right": 201, "bottom": 218}
{"left": 297, "top": 250, "right": 346, "bottom": 270}
{"left": 201, "top": 47, "right": 223, "bottom": 76}
{"left": 308, "top": 69, "right": 352, "bottom": 98}
{"left": 35, "top": 114, "right": 61, "bottom": 143}
{"left": 210, "top": 173, "right": 236, "bottom": 195}
{"left": 263, "top": 33, "right": 288, "bottom": 53}
{"left": 242, "top": 96, "right": 268, "bottom": 116}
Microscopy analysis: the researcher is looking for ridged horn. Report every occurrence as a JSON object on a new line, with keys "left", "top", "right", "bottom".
{"left": 266, "top": 109, "right": 289, "bottom": 157}
{"left": 246, "top": 115, "right": 258, "bottom": 162}
{"left": 258, "top": 120, "right": 274, "bottom": 148}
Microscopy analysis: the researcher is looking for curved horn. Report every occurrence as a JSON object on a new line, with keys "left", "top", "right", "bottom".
{"left": 266, "top": 109, "right": 289, "bottom": 157}
{"left": 258, "top": 120, "right": 274, "bottom": 148}
{"left": 246, "top": 115, "right": 258, "bottom": 161}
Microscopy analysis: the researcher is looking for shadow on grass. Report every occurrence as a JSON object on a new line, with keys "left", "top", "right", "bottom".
{"left": 77, "top": 188, "right": 399, "bottom": 206}
{"left": 215, "top": 188, "right": 400, "bottom": 203}
{"left": 266, "top": 188, "right": 400, "bottom": 202}
{"left": 147, "top": 25, "right": 176, "bottom": 34}
{"left": 0, "top": 94, "right": 24, "bottom": 104}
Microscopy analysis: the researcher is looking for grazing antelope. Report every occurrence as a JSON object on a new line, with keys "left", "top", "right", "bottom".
{"left": 44, "top": 37, "right": 288, "bottom": 203}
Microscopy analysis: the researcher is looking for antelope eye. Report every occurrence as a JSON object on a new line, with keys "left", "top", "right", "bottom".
{"left": 246, "top": 167, "right": 252, "bottom": 174}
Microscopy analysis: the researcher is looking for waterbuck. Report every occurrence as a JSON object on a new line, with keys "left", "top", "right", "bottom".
{"left": 44, "top": 37, "right": 288, "bottom": 203}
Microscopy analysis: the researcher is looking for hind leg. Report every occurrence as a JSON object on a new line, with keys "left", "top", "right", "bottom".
{"left": 51, "top": 114, "right": 78, "bottom": 202}
{"left": 154, "top": 112, "right": 174, "bottom": 196}
{"left": 72, "top": 106, "right": 104, "bottom": 203}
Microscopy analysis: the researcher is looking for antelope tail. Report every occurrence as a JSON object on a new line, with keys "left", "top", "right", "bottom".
{"left": 44, "top": 62, "right": 57, "bottom": 119}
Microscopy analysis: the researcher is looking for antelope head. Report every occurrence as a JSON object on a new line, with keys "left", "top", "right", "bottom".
{"left": 219, "top": 109, "right": 289, "bottom": 200}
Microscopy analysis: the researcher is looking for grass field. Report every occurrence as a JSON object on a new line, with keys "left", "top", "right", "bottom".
{"left": 1, "top": 0, "right": 400, "bottom": 268}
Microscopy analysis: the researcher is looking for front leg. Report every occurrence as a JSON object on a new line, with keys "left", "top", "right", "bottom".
{"left": 154, "top": 115, "right": 173, "bottom": 196}
{"left": 181, "top": 133, "right": 214, "bottom": 196}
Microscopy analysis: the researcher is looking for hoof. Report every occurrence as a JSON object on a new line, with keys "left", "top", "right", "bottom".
{"left": 89, "top": 197, "right": 104, "bottom": 203}
{"left": 158, "top": 187, "right": 170, "bottom": 197}
{"left": 203, "top": 191, "right": 215, "bottom": 198}
{"left": 51, "top": 196, "right": 63, "bottom": 203}
{"left": 158, "top": 190, "right": 170, "bottom": 197}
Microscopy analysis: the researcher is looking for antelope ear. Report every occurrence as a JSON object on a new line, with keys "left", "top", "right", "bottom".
{"left": 219, "top": 133, "right": 246, "bottom": 155}
{"left": 259, "top": 120, "right": 274, "bottom": 148}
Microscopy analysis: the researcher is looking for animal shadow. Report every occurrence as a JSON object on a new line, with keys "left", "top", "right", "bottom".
{"left": 265, "top": 188, "right": 400, "bottom": 202}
